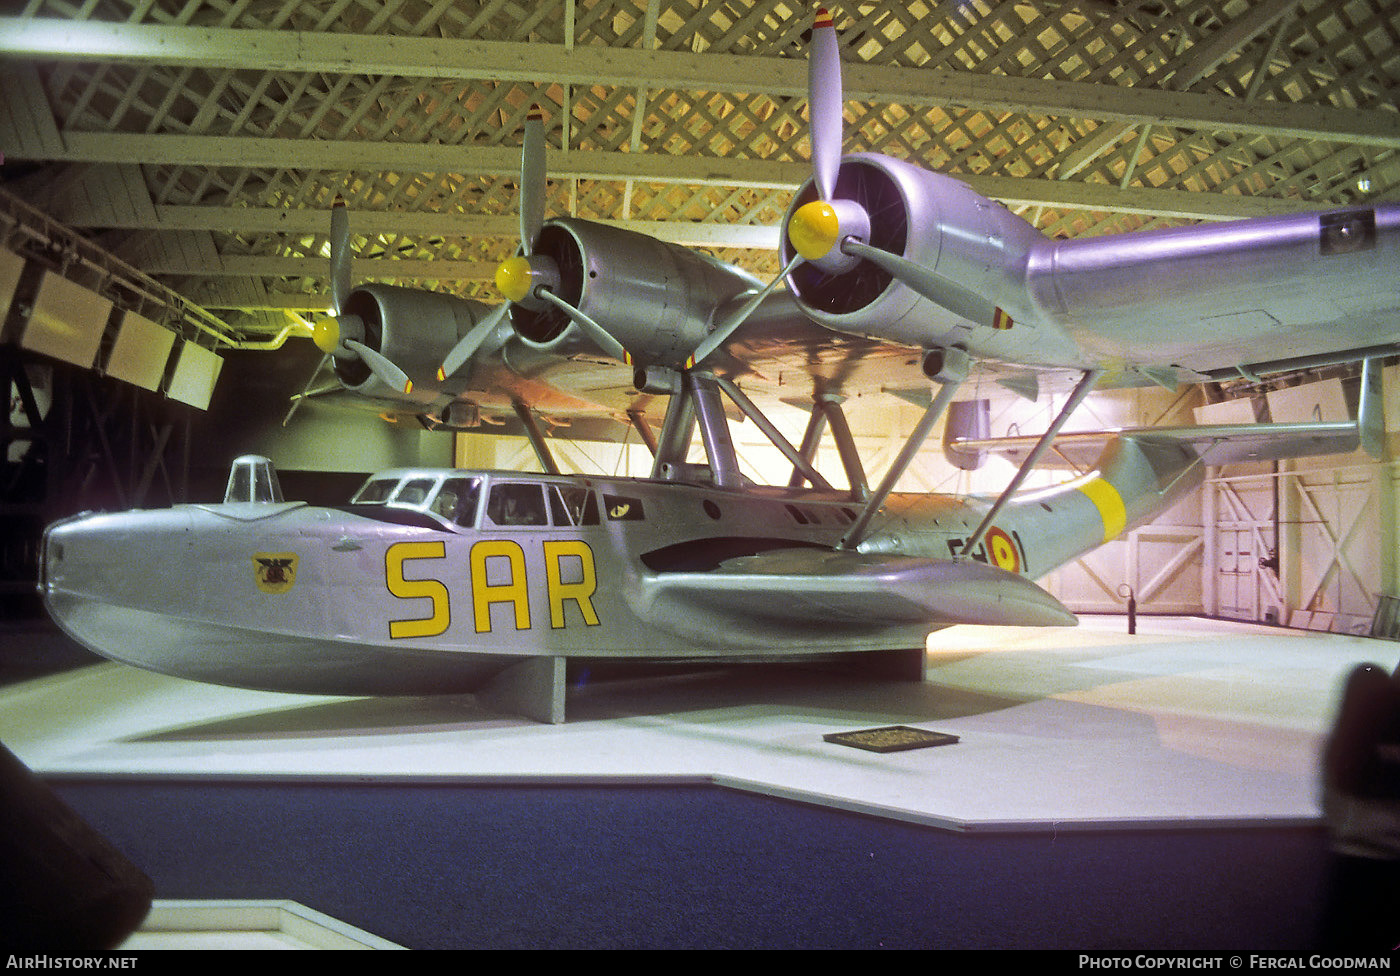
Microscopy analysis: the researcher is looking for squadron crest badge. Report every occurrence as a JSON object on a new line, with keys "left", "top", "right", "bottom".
{"left": 253, "top": 553, "right": 298, "bottom": 594}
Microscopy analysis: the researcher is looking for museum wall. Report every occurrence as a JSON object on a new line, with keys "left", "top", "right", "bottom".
{"left": 188, "top": 345, "right": 454, "bottom": 504}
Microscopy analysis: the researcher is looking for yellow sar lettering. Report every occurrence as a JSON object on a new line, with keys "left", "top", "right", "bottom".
{"left": 384, "top": 539, "right": 600, "bottom": 639}
{"left": 385, "top": 541, "right": 451, "bottom": 639}
{"left": 470, "top": 539, "right": 530, "bottom": 633}
{"left": 544, "top": 539, "right": 600, "bottom": 629}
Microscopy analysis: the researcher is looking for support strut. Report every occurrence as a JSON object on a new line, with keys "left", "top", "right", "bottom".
{"left": 649, "top": 372, "right": 695, "bottom": 480}
{"left": 511, "top": 399, "right": 560, "bottom": 475}
{"left": 626, "top": 406, "right": 658, "bottom": 457}
{"left": 689, "top": 372, "right": 742, "bottom": 488}
{"left": 958, "top": 368, "right": 1103, "bottom": 560}
{"left": 713, "top": 376, "right": 832, "bottom": 492}
{"left": 819, "top": 394, "right": 869, "bottom": 501}
{"left": 838, "top": 347, "right": 970, "bottom": 551}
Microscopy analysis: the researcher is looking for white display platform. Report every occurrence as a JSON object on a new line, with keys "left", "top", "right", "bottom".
{"left": 3, "top": 616, "right": 1396, "bottom": 832}
{"left": 119, "top": 900, "right": 404, "bottom": 950}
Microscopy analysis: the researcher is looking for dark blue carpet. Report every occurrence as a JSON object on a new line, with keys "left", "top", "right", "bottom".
{"left": 46, "top": 778, "right": 1330, "bottom": 950}
{"left": 2, "top": 621, "right": 1342, "bottom": 950}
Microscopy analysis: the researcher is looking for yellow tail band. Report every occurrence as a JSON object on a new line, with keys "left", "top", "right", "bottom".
{"left": 1077, "top": 477, "right": 1126, "bottom": 542}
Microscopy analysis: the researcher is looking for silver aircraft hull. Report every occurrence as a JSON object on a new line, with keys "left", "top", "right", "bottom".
{"left": 40, "top": 478, "right": 1065, "bottom": 695}
{"left": 43, "top": 591, "right": 520, "bottom": 696}
{"left": 44, "top": 413, "right": 1361, "bottom": 700}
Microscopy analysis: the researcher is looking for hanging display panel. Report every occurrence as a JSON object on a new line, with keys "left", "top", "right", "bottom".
{"left": 106, "top": 310, "right": 175, "bottom": 392}
{"left": 20, "top": 271, "right": 111, "bottom": 368}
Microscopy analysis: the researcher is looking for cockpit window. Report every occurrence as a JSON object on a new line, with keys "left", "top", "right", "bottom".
{"left": 433, "top": 478, "right": 481, "bottom": 527}
{"left": 486, "top": 483, "right": 548, "bottom": 527}
{"left": 351, "top": 478, "right": 397, "bottom": 504}
{"left": 551, "top": 486, "right": 599, "bottom": 526}
{"left": 393, "top": 479, "right": 436, "bottom": 506}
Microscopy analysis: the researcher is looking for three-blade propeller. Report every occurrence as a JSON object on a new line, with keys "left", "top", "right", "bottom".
{"left": 315, "top": 199, "right": 413, "bottom": 394}
{"left": 786, "top": 7, "right": 1012, "bottom": 333}
{"left": 285, "top": 198, "right": 414, "bottom": 424}
{"left": 437, "top": 109, "right": 628, "bottom": 381}
{"left": 438, "top": 107, "right": 787, "bottom": 378}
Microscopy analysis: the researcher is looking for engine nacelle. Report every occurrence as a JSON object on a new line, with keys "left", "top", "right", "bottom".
{"left": 333, "top": 284, "right": 494, "bottom": 400}
{"left": 508, "top": 218, "right": 764, "bottom": 367}
{"left": 779, "top": 154, "right": 1051, "bottom": 356}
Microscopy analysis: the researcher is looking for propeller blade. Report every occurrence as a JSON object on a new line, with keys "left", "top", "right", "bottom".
{"left": 329, "top": 197, "right": 351, "bottom": 314}
{"left": 841, "top": 239, "right": 1013, "bottom": 331}
{"left": 436, "top": 302, "right": 511, "bottom": 381}
{"left": 809, "top": 7, "right": 842, "bottom": 202}
{"left": 520, "top": 107, "right": 547, "bottom": 255}
{"left": 691, "top": 254, "right": 803, "bottom": 366}
{"left": 535, "top": 289, "right": 629, "bottom": 363}
{"left": 345, "top": 339, "right": 415, "bottom": 395}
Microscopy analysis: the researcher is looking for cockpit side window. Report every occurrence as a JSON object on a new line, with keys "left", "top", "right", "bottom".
{"left": 550, "top": 486, "right": 599, "bottom": 526}
{"left": 434, "top": 477, "right": 482, "bottom": 527}
{"left": 486, "top": 483, "right": 548, "bottom": 527}
{"left": 351, "top": 478, "right": 398, "bottom": 504}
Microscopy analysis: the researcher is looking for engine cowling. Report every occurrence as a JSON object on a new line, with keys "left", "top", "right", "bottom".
{"left": 506, "top": 218, "right": 764, "bottom": 367}
{"left": 779, "top": 154, "right": 1049, "bottom": 355}
{"left": 332, "top": 284, "right": 494, "bottom": 400}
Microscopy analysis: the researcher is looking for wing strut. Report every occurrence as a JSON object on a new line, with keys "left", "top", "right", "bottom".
{"left": 649, "top": 372, "right": 696, "bottom": 480}
{"left": 788, "top": 402, "right": 828, "bottom": 490}
{"left": 626, "top": 406, "right": 659, "bottom": 457}
{"left": 511, "top": 399, "right": 561, "bottom": 475}
{"left": 713, "top": 376, "right": 834, "bottom": 492}
{"left": 690, "top": 373, "right": 742, "bottom": 488}
{"left": 838, "top": 347, "right": 971, "bottom": 551}
{"left": 788, "top": 394, "right": 869, "bottom": 499}
{"left": 957, "top": 368, "right": 1104, "bottom": 561}
{"left": 819, "top": 394, "right": 869, "bottom": 501}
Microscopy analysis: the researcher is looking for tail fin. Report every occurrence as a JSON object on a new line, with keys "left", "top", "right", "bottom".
{"left": 942, "top": 399, "right": 990, "bottom": 470}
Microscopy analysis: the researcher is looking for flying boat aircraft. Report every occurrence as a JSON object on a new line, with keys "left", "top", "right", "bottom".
{"left": 40, "top": 356, "right": 1380, "bottom": 722}
{"left": 34, "top": 8, "right": 1399, "bottom": 724}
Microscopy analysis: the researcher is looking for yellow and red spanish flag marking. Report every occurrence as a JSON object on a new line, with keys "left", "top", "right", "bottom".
{"left": 992, "top": 307, "right": 1013, "bottom": 330}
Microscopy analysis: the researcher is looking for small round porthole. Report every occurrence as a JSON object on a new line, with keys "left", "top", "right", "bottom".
{"left": 703, "top": 500, "right": 722, "bottom": 520}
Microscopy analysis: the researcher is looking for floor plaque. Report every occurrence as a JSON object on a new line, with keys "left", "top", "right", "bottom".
{"left": 822, "top": 726, "right": 959, "bottom": 753}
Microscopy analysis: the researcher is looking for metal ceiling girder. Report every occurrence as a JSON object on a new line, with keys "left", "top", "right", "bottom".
{"left": 31, "top": 136, "right": 1348, "bottom": 223}
{"left": 2, "top": 17, "right": 1397, "bottom": 148}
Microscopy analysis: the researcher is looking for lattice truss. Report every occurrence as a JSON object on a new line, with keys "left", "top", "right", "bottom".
{"left": 1, "top": 0, "right": 1397, "bottom": 336}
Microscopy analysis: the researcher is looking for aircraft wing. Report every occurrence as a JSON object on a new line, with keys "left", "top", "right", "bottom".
{"left": 640, "top": 546, "right": 1076, "bottom": 631}
{"left": 1032, "top": 207, "right": 1400, "bottom": 380}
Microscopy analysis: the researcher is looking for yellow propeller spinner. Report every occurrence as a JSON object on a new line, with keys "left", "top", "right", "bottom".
{"left": 787, "top": 200, "right": 842, "bottom": 262}
{"left": 495, "top": 255, "right": 534, "bottom": 304}
{"left": 312, "top": 315, "right": 342, "bottom": 354}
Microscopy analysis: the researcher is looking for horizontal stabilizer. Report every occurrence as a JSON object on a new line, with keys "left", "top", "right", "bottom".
{"left": 646, "top": 547, "right": 1076, "bottom": 629}
{"left": 953, "top": 420, "right": 1361, "bottom": 469}
{"left": 950, "top": 359, "right": 1380, "bottom": 469}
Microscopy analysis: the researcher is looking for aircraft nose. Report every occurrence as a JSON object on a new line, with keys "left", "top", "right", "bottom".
{"left": 40, "top": 514, "right": 84, "bottom": 596}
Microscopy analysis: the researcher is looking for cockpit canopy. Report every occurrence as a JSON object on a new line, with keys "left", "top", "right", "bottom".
{"left": 348, "top": 471, "right": 612, "bottom": 530}
{"left": 224, "top": 455, "right": 284, "bottom": 504}
{"left": 351, "top": 472, "right": 482, "bottom": 527}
